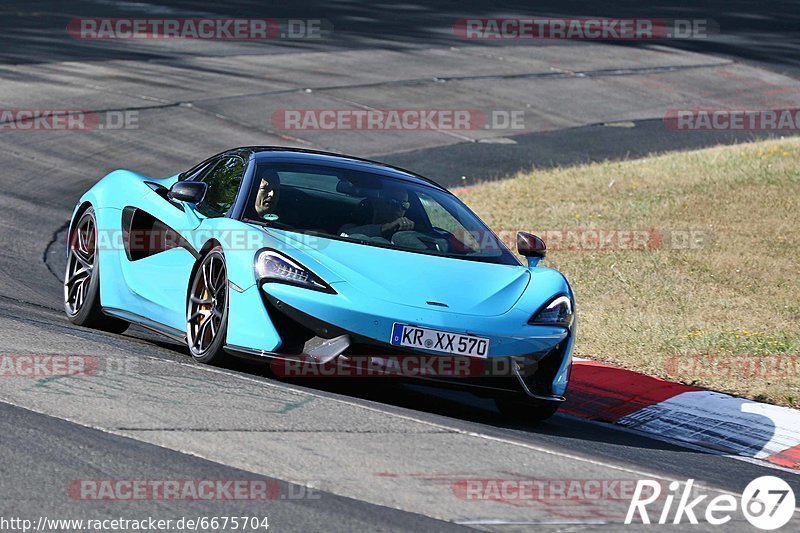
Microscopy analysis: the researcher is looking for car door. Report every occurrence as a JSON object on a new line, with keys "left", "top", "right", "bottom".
{"left": 119, "top": 156, "right": 247, "bottom": 331}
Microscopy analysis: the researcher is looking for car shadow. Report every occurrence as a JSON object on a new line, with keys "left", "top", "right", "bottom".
{"left": 120, "top": 325, "right": 785, "bottom": 467}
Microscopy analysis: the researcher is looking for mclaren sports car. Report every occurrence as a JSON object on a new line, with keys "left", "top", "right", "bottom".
{"left": 64, "top": 147, "right": 575, "bottom": 421}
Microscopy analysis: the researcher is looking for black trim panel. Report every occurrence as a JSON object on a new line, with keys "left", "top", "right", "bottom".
{"left": 226, "top": 153, "right": 257, "bottom": 221}
{"left": 143, "top": 181, "right": 184, "bottom": 211}
{"left": 121, "top": 206, "right": 200, "bottom": 261}
{"left": 102, "top": 307, "right": 186, "bottom": 343}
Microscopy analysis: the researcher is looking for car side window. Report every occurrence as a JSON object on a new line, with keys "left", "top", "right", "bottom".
{"left": 195, "top": 157, "right": 246, "bottom": 218}
{"left": 183, "top": 158, "right": 218, "bottom": 181}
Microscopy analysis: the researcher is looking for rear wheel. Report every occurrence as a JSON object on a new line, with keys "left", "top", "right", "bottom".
{"left": 494, "top": 397, "right": 560, "bottom": 423}
{"left": 186, "top": 247, "right": 230, "bottom": 365}
{"left": 64, "top": 207, "right": 129, "bottom": 333}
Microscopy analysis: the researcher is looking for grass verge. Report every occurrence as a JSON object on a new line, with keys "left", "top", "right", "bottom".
{"left": 455, "top": 138, "right": 800, "bottom": 407}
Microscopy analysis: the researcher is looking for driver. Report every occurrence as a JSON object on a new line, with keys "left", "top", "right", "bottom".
{"left": 340, "top": 186, "right": 415, "bottom": 242}
{"left": 254, "top": 172, "right": 281, "bottom": 218}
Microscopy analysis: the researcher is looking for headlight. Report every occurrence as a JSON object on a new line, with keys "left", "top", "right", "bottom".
{"left": 254, "top": 249, "right": 333, "bottom": 293}
{"left": 529, "top": 295, "right": 574, "bottom": 328}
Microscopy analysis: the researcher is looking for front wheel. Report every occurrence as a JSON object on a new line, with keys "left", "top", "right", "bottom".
{"left": 494, "top": 397, "right": 560, "bottom": 423}
{"left": 186, "top": 247, "right": 230, "bottom": 365}
{"left": 64, "top": 207, "right": 129, "bottom": 333}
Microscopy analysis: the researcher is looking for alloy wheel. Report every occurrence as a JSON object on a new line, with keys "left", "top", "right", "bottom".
{"left": 64, "top": 212, "right": 96, "bottom": 316}
{"left": 187, "top": 252, "right": 227, "bottom": 355}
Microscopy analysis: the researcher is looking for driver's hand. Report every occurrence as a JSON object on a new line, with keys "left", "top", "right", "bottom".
{"left": 394, "top": 217, "right": 415, "bottom": 231}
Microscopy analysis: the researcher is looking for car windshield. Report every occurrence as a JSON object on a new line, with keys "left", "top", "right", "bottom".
{"left": 242, "top": 163, "right": 519, "bottom": 265}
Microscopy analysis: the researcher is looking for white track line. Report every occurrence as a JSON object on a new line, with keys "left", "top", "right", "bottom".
{"left": 4, "top": 349, "right": 798, "bottom": 519}
{"left": 132, "top": 354, "right": 800, "bottom": 494}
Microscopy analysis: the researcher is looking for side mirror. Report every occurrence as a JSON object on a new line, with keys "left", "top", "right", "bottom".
{"left": 336, "top": 180, "right": 355, "bottom": 195}
{"left": 517, "top": 232, "right": 546, "bottom": 267}
{"left": 168, "top": 181, "right": 207, "bottom": 204}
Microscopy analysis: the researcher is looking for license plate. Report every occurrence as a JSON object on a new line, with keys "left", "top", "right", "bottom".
{"left": 390, "top": 323, "right": 489, "bottom": 358}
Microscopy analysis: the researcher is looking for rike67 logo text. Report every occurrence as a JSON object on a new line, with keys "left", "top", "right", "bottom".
{"left": 626, "top": 477, "right": 796, "bottom": 530}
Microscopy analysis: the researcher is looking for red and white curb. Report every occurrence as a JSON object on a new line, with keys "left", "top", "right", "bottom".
{"left": 564, "top": 358, "right": 800, "bottom": 472}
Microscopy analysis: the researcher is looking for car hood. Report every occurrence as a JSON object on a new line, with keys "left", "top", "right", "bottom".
{"left": 263, "top": 228, "right": 530, "bottom": 316}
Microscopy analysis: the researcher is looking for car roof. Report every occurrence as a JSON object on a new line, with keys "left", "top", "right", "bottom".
{"left": 221, "top": 146, "right": 448, "bottom": 191}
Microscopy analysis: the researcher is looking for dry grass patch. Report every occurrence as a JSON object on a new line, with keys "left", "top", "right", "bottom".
{"left": 455, "top": 139, "right": 800, "bottom": 407}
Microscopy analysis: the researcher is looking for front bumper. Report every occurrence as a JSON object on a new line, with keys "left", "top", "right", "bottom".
{"left": 224, "top": 282, "right": 574, "bottom": 401}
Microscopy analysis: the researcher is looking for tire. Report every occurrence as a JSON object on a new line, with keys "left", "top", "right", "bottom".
{"left": 494, "top": 397, "right": 560, "bottom": 423}
{"left": 64, "top": 207, "right": 129, "bottom": 333}
{"left": 186, "top": 247, "right": 230, "bottom": 365}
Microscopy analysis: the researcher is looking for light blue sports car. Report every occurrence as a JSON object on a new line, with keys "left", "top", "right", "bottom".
{"left": 64, "top": 147, "right": 575, "bottom": 421}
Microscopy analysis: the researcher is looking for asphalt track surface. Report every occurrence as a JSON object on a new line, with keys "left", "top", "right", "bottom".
{"left": 1, "top": 1, "right": 799, "bottom": 531}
